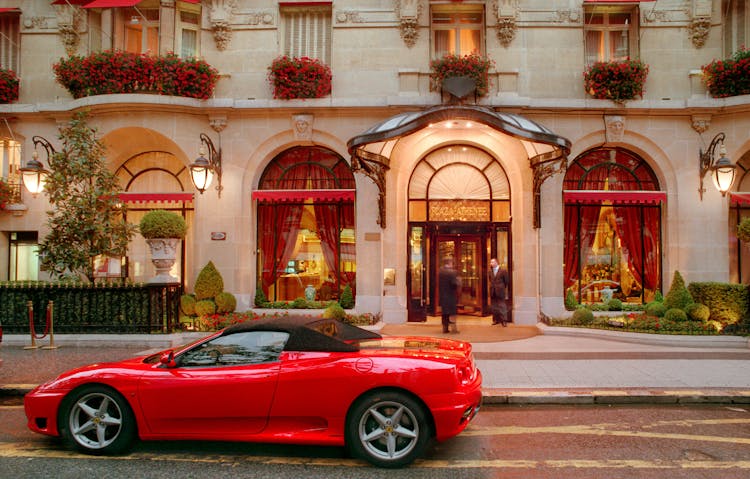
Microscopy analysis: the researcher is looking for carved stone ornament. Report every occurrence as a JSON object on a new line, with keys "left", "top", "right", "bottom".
{"left": 59, "top": 23, "right": 80, "bottom": 56}
{"left": 395, "top": 0, "right": 421, "bottom": 48}
{"left": 210, "top": 0, "right": 236, "bottom": 51}
{"left": 688, "top": 16, "right": 711, "bottom": 49}
{"left": 605, "top": 115, "right": 626, "bottom": 143}
{"left": 493, "top": 1, "right": 518, "bottom": 48}
{"left": 54, "top": 5, "right": 84, "bottom": 56}
{"left": 292, "top": 114, "right": 314, "bottom": 142}
{"left": 691, "top": 115, "right": 711, "bottom": 134}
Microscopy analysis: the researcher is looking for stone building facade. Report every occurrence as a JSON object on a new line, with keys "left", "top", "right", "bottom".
{"left": 1, "top": 0, "right": 749, "bottom": 325}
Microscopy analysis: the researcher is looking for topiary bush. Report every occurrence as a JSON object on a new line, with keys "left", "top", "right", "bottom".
{"left": 180, "top": 293, "right": 196, "bottom": 316}
{"left": 688, "top": 281, "right": 749, "bottom": 328}
{"left": 685, "top": 303, "right": 710, "bottom": 322}
{"left": 645, "top": 301, "right": 667, "bottom": 317}
{"left": 654, "top": 290, "right": 664, "bottom": 302}
{"left": 254, "top": 284, "right": 268, "bottom": 307}
{"left": 607, "top": 298, "right": 623, "bottom": 311}
{"left": 194, "top": 261, "right": 224, "bottom": 301}
{"left": 139, "top": 210, "right": 187, "bottom": 239}
{"left": 290, "top": 297, "right": 308, "bottom": 309}
{"left": 664, "top": 270, "right": 693, "bottom": 310}
{"left": 565, "top": 290, "right": 578, "bottom": 310}
{"left": 322, "top": 302, "right": 346, "bottom": 321}
{"left": 737, "top": 217, "right": 750, "bottom": 242}
{"left": 339, "top": 285, "right": 354, "bottom": 309}
{"left": 664, "top": 308, "right": 688, "bottom": 322}
{"left": 195, "top": 299, "right": 217, "bottom": 317}
{"left": 572, "top": 306, "right": 594, "bottom": 325}
{"left": 215, "top": 291, "right": 237, "bottom": 314}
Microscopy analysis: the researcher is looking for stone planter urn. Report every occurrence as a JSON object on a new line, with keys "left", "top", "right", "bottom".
{"left": 146, "top": 238, "right": 181, "bottom": 283}
{"left": 139, "top": 209, "right": 187, "bottom": 284}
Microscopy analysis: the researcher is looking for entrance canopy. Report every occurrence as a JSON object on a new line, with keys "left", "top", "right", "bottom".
{"left": 347, "top": 105, "right": 571, "bottom": 228}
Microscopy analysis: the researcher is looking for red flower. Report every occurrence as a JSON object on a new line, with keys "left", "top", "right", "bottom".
{"left": 583, "top": 59, "right": 648, "bottom": 102}
{"left": 268, "top": 56, "right": 332, "bottom": 100}
{"left": 0, "top": 68, "right": 19, "bottom": 103}
{"left": 429, "top": 53, "right": 494, "bottom": 97}
{"left": 702, "top": 47, "right": 750, "bottom": 98}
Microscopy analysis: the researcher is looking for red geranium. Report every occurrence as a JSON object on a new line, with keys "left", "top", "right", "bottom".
{"left": 0, "top": 68, "right": 19, "bottom": 103}
{"left": 702, "top": 47, "right": 750, "bottom": 98}
{"left": 268, "top": 55, "right": 332, "bottom": 100}
{"left": 583, "top": 59, "right": 649, "bottom": 103}
{"left": 429, "top": 53, "right": 494, "bottom": 97}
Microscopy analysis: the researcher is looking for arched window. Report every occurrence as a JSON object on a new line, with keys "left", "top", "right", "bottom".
{"left": 255, "top": 146, "right": 355, "bottom": 303}
{"left": 563, "top": 147, "right": 663, "bottom": 305}
{"left": 729, "top": 151, "right": 750, "bottom": 283}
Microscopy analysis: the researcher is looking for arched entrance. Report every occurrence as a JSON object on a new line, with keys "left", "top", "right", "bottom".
{"left": 407, "top": 145, "right": 511, "bottom": 321}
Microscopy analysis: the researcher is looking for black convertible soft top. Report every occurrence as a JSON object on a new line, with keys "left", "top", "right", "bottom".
{"left": 222, "top": 315, "right": 382, "bottom": 352}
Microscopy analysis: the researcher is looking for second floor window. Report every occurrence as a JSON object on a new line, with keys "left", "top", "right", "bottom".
{"left": 0, "top": 10, "right": 20, "bottom": 72}
{"left": 724, "top": 0, "right": 748, "bottom": 57}
{"left": 1, "top": 138, "right": 21, "bottom": 203}
{"left": 122, "top": 6, "right": 160, "bottom": 54}
{"left": 431, "top": 3, "right": 484, "bottom": 59}
{"left": 281, "top": 4, "right": 332, "bottom": 64}
{"left": 584, "top": 7, "right": 638, "bottom": 64}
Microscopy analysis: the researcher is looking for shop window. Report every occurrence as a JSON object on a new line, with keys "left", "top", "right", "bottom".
{"left": 729, "top": 151, "right": 750, "bottom": 283}
{"left": 0, "top": 9, "right": 20, "bottom": 72}
{"left": 563, "top": 148, "right": 662, "bottom": 305}
{"left": 256, "top": 146, "right": 355, "bottom": 303}
{"left": 9, "top": 231, "right": 38, "bottom": 281}
{"left": 280, "top": 3, "right": 332, "bottom": 64}
{"left": 431, "top": 3, "right": 484, "bottom": 59}
{"left": 583, "top": 5, "right": 639, "bottom": 64}
{"left": 0, "top": 138, "right": 21, "bottom": 203}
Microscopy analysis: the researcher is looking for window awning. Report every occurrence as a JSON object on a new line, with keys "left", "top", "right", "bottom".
{"left": 563, "top": 190, "right": 666, "bottom": 205}
{"left": 252, "top": 189, "right": 355, "bottom": 203}
{"left": 0, "top": 7, "right": 21, "bottom": 12}
{"left": 729, "top": 192, "right": 750, "bottom": 206}
{"left": 79, "top": 0, "right": 200, "bottom": 8}
{"left": 119, "top": 192, "right": 194, "bottom": 203}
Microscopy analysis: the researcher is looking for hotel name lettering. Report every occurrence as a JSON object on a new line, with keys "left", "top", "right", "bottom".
{"left": 429, "top": 200, "right": 490, "bottom": 222}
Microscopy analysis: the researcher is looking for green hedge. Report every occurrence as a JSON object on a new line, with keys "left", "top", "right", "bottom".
{"left": 0, "top": 281, "right": 180, "bottom": 333}
{"left": 688, "top": 282, "right": 749, "bottom": 327}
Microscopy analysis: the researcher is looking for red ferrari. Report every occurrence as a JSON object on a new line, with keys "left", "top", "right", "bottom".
{"left": 25, "top": 316, "right": 482, "bottom": 467}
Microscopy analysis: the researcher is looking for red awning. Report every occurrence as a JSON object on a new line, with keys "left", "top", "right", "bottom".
{"left": 252, "top": 189, "right": 355, "bottom": 203}
{"left": 584, "top": 1, "right": 655, "bottom": 3}
{"left": 730, "top": 192, "right": 750, "bottom": 205}
{"left": 563, "top": 190, "right": 666, "bottom": 205}
{"left": 82, "top": 0, "right": 143, "bottom": 8}
{"left": 0, "top": 7, "right": 20, "bottom": 12}
{"left": 51, "top": 1, "right": 92, "bottom": 5}
{"left": 119, "top": 192, "right": 194, "bottom": 203}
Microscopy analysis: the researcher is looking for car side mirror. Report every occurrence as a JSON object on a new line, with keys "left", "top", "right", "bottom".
{"left": 159, "top": 351, "right": 177, "bottom": 368}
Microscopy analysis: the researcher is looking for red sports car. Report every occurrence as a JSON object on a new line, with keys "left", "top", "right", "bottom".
{"left": 25, "top": 316, "right": 482, "bottom": 467}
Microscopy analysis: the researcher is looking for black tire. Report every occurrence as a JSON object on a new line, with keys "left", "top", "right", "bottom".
{"left": 58, "top": 385, "right": 136, "bottom": 455}
{"left": 345, "top": 390, "right": 432, "bottom": 468}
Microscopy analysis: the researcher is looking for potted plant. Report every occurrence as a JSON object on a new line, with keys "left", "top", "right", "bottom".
{"left": 267, "top": 55, "right": 332, "bottom": 99}
{"left": 429, "top": 53, "right": 494, "bottom": 97}
{"left": 139, "top": 210, "right": 187, "bottom": 283}
{"left": 702, "top": 47, "right": 750, "bottom": 98}
{"left": 0, "top": 68, "right": 19, "bottom": 104}
{"left": 583, "top": 58, "right": 649, "bottom": 103}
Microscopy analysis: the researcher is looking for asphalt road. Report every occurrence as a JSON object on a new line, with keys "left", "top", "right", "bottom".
{"left": 1, "top": 401, "right": 749, "bottom": 479}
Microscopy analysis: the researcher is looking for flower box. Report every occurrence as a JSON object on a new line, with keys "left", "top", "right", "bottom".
{"left": 53, "top": 50, "right": 219, "bottom": 100}
{"left": 0, "top": 68, "right": 19, "bottom": 104}
{"left": 267, "top": 55, "right": 332, "bottom": 100}
{"left": 702, "top": 48, "right": 750, "bottom": 98}
{"left": 429, "top": 53, "right": 494, "bottom": 97}
{"left": 583, "top": 59, "right": 649, "bottom": 103}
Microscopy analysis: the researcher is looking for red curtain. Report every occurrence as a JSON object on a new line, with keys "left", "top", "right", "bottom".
{"left": 613, "top": 206, "right": 643, "bottom": 288}
{"left": 340, "top": 203, "right": 356, "bottom": 291}
{"left": 642, "top": 208, "right": 660, "bottom": 290}
{"left": 314, "top": 203, "right": 339, "bottom": 278}
{"left": 258, "top": 204, "right": 302, "bottom": 293}
{"left": 563, "top": 206, "right": 580, "bottom": 289}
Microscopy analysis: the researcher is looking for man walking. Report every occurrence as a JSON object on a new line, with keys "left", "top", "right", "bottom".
{"left": 489, "top": 257, "right": 509, "bottom": 326}
{"left": 438, "top": 257, "right": 460, "bottom": 333}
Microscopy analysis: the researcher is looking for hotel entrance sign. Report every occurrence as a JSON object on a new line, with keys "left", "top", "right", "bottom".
{"left": 429, "top": 200, "right": 489, "bottom": 222}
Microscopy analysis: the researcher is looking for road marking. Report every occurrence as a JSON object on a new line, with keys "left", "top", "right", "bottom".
{"left": 0, "top": 442, "right": 749, "bottom": 470}
{"left": 0, "top": 405, "right": 23, "bottom": 410}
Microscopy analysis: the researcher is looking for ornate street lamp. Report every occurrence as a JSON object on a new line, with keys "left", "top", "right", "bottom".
{"left": 699, "top": 132, "right": 736, "bottom": 200}
{"left": 20, "top": 136, "right": 55, "bottom": 197}
{"left": 189, "top": 133, "right": 222, "bottom": 197}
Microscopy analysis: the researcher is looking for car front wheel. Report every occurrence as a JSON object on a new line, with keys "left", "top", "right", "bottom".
{"left": 59, "top": 385, "right": 136, "bottom": 455}
{"left": 346, "top": 391, "right": 432, "bottom": 468}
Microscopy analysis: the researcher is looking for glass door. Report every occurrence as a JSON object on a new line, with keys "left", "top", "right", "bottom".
{"left": 407, "top": 225, "right": 427, "bottom": 322}
{"left": 436, "top": 235, "right": 483, "bottom": 316}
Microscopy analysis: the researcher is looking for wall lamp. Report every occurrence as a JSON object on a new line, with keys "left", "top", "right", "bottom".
{"left": 189, "top": 133, "right": 222, "bottom": 198}
{"left": 20, "top": 136, "right": 55, "bottom": 197}
{"left": 699, "top": 132, "right": 736, "bottom": 200}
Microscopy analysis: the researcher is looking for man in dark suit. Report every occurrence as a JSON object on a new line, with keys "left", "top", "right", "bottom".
{"left": 438, "top": 257, "right": 460, "bottom": 333}
{"left": 489, "top": 257, "right": 509, "bottom": 326}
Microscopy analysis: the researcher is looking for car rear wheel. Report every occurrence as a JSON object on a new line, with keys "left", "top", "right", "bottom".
{"left": 59, "top": 385, "right": 136, "bottom": 455}
{"left": 346, "top": 391, "right": 431, "bottom": 468}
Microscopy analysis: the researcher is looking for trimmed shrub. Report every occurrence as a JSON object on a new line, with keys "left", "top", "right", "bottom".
{"left": 607, "top": 298, "right": 623, "bottom": 311}
{"left": 664, "top": 271, "right": 693, "bottom": 310}
{"left": 738, "top": 217, "right": 750, "bottom": 242}
{"left": 339, "top": 285, "right": 354, "bottom": 309}
{"left": 290, "top": 297, "right": 308, "bottom": 309}
{"left": 215, "top": 291, "right": 237, "bottom": 314}
{"left": 685, "top": 303, "right": 710, "bottom": 322}
{"left": 645, "top": 301, "right": 667, "bottom": 317}
{"left": 654, "top": 290, "right": 664, "bottom": 302}
{"left": 254, "top": 285, "right": 268, "bottom": 307}
{"left": 572, "top": 306, "right": 594, "bottom": 325}
{"left": 180, "top": 293, "right": 196, "bottom": 316}
{"left": 664, "top": 308, "right": 688, "bottom": 322}
{"left": 323, "top": 302, "right": 346, "bottom": 321}
{"left": 139, "top": 210, "right": 187, "bottom": 239}
{"left": 194, "top": 261, "right": 223, "bottom": 301}
{"left": 688, "top": 281, "right": 749, "bottom": 328}
{"left": 564, "top": 290, "right": 578, "bottom": 310}
{"left": 194, "top": 299, "right": 217, "bottom": 317}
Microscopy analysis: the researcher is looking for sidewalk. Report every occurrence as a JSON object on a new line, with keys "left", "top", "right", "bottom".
{"left": 2, "top": 316, "right": 749, "bottom": 404}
